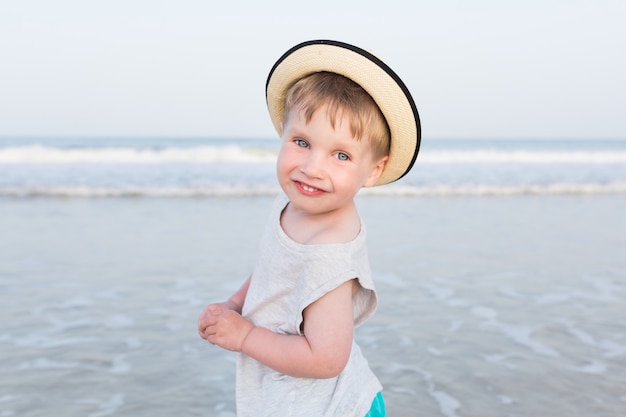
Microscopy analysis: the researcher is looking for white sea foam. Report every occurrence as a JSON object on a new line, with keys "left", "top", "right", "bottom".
{"left": 495, "top": 323, "right": 561, "bottom": 357}
{"left": 483, "top": 353, "right": 520, "bottom": 370}
{"left": 498, "top": 395, "right": 514, "bottom": 405}
{"left": 47, "top": 318, "right": 92, "bottom": 333}
{"left": 0, "top": 145, "right": 277, "bottom": 164}
{"left": 558, "top": 320, "right": 597, "bottom": 346}
{"left": 124, "top": 337, "right": 142, "bottom": 349}
{"left": 2, "top": 139, "right": 624, "bottom": 207}
{"left": 18, "top": 357, "right": 83, "bottom": 370}
{"left": 0, "top": 185, "right": 282, "bottom": 198}
{"left": 448, "top": 320, "right": 464, "bottom": 333}
{"left": 428, "top": 346, "right": 443, "bottom": 356}
{"left": 447, "top": 298, "right": 472, "bottom": 307}
{"left": 421, "top": 283, "right": 455, "bottom": 300}
{"left": 2, "top": 146, "right": 626, "bottom": 164}
{"left": 420, "top": 150, "right": 626, "bottom": 164}
{"left": 558, "top": 319, "right": 626, "bottom": 358}
{"left": 0, "top": 182, "right": 626, "bottom": 198}
{"left": 533, "top": 292, "right": 571, "bottom": 305}
{"left": 103, "top": 315, "right": 134, "bottom": 328}
{"left": 579, "top": 277, "right": 623, "bottom": 301}
{"left": 417, "top": 367, "right": 463, "bottom": 417}
{"left": 429, "top": 389, "right": 462, "bottom": 417}
{"left": 572, "top": 360, "right": 607, "bottom": 374}
{"left": 86, "top": 393, "right": 125, "bottom": 417}
{"left": 361, "top": 182, "right": 626, "bottom": 197}
{"left": 62, "top": 296, "right": 95, "bottom": 308}
{"left": 471, "top": 306, "right": 498, "bottom": 321}
{"left": 109, "top": 356, "right": 131, "bottom": 374}
{"left": 15, "top": 335, "right": 99, "bottom": 348}
{"left": 600, "top": 340, "right": 626, "bottom": 358}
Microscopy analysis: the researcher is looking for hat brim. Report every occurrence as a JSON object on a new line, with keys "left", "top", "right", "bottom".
{"left": 266, "top": 39, "right": 420, "bottom": 186}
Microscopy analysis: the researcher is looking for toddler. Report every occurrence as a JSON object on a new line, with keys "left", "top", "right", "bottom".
{"left": 198, "top": 39, "right": 420, "bottom": 417}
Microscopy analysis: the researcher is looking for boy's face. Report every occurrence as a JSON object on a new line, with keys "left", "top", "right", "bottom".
{"left": 276, "top": 104, "right": 387, "bottom": 218}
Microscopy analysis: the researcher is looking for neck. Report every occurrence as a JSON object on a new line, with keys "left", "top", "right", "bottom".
{"left": 281, "top": 200, "right": 360, "bottom": 245}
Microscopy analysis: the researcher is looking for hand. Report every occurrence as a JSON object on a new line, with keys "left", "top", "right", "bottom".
{"left": 198, "top": 305, "right": 254, "bottom": 352}
{"left": 198, "top": 303, "right": 226, "bottom": 339}
{"left": 198, "top": 300, "right": 240, "bottom": 337}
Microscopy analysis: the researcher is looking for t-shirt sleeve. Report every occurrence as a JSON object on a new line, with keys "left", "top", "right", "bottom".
{"left": 293, "top": 249, "right": 378, "bottom": 334}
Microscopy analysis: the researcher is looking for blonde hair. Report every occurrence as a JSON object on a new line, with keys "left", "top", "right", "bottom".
{"left": 283, "top": 72, "right": 390, "bottom": 160}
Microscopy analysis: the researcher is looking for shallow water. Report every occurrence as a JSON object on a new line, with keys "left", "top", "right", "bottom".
{"left": 1, "top": 195, "right": 625, "bottom": 416}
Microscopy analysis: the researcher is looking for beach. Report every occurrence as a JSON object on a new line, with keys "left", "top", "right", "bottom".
{"left": 3, "top": 1, "right": 625, "bottom": 414}
{"left": 1, "top": 193, "right": 625, "bottom": 416}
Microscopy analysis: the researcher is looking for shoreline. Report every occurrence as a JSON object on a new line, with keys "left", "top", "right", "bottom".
{"left": 1, "top": 195, "right": 625, "bottom": 416}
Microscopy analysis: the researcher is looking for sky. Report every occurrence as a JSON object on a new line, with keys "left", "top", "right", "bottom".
{"left": 1, "top": 0, "right": 625, "bottom": 140}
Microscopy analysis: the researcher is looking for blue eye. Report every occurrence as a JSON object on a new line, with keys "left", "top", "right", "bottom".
{"left": 295, "top": 139, "right": 309, "bottom": 148}
{"left": 336, "top": 152, "right": 350, "bottom": 161}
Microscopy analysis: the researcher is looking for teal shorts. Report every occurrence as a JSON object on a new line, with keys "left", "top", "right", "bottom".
{"left": 364, "top": 392, "right": 386, "bottom": 417}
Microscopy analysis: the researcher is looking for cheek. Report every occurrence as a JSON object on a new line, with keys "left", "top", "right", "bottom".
{"left": 276, "top": 147, "right": 294, "bottom": 177}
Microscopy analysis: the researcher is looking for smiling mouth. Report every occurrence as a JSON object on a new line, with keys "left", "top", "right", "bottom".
{"left": 295, "top": 181, "right": 324, "bottom": 195}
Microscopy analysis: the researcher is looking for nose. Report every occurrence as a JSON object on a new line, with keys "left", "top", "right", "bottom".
{"left": 300, "top": 151, "right": 325, "bottom": 179}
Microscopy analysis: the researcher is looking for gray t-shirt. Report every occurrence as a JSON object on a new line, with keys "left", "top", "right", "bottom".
{"left": 236, "top": 194, "right": 382, "bottom": 417}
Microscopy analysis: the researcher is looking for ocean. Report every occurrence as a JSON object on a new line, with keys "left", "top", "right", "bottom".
{"left": 1, "top": 137, "right": 626, "bottom": 198}
{"left": 1, "top": 137, "right": 625, "bottom": 416}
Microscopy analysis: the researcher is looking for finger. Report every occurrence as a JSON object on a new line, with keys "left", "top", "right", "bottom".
{"left": 197, "top": 320, "right": 210, "bottom": 335}
{"left": 205, "top": 304, "right": 220, "bottom": 312}
{"left": 198, "top": 305, "right": 213, "bottom": 322}
{"left": 198, "top": 304, "right": 222, "bottom": 324}
{"left": 206, "top": 333, "right": 218, "bottom": 346}
{"left": 204, "top": 324, "right": 217, "bottom": 340}
{"left": 198, "top": 314, "right": 218, "bottom": 331}
{"left": 198, "top": 326, "right": 209, "bottom": 340}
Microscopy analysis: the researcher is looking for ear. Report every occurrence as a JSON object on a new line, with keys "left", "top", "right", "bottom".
{"left": 363, "top": 155, "right": 388, "bottom": 187}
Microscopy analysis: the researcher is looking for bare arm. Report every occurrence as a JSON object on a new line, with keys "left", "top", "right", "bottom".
{"left": 224, "top": 275, "right": 251, "bottom": 313}
{"left": 199, "top": 278, "right": 356, "bottom": 379}
{"left": 243, "top": 280, "right": 356, "bottom": 378}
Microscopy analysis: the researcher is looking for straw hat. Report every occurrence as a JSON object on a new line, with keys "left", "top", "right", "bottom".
{"left": 266, "top": 39, "right": 420, "bottom": 186}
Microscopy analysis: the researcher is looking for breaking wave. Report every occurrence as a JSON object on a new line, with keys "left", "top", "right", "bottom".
{"left": 2, "top": 183, "right": 626, "bottom": 198}
{"left": 2, "top": 146, "right": 626, "bottom": 165}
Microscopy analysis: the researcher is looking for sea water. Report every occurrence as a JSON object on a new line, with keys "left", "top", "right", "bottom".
{"left": 1, "top": 137, "right": 626, "bottom": 197}
{"left": 1, "top": 137, "right": 625, "bottom": 416}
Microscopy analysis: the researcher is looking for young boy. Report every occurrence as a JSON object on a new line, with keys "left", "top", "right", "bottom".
{"left": 198, "top": 40, "right": 420, "bottom": 417}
